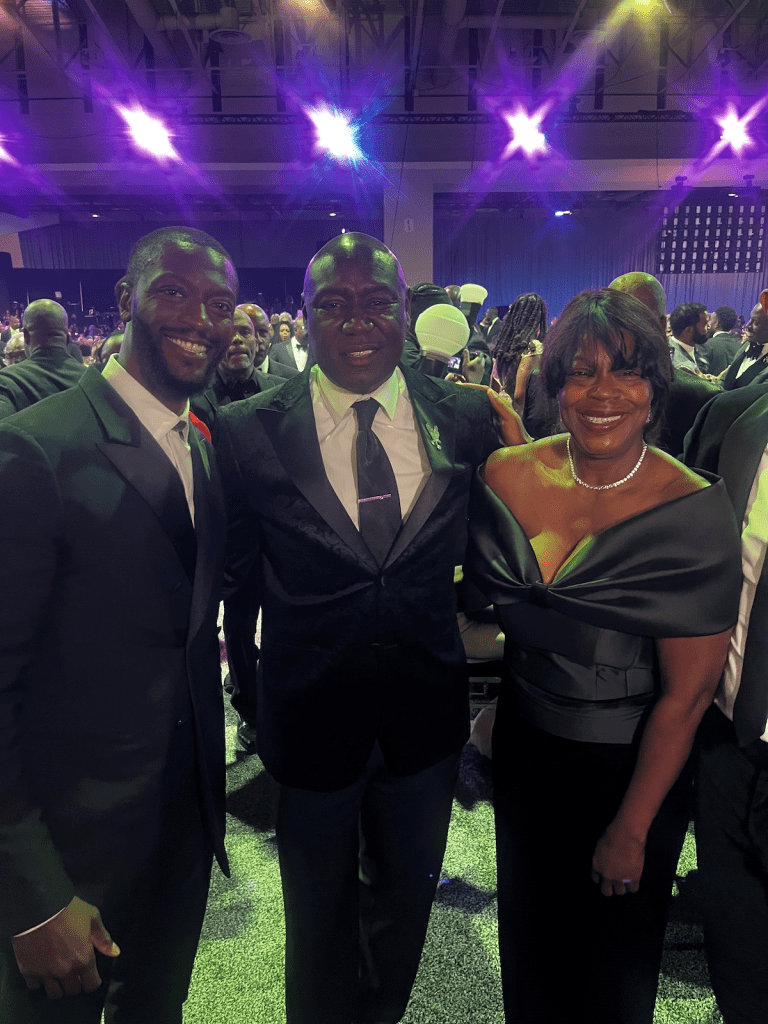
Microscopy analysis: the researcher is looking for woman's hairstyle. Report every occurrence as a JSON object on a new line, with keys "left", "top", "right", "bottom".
{"left": 492, "top": 293, "right": 548, "bottom": 390}
{"left": 540, "top": 288, "right": 672, "bottom": 441}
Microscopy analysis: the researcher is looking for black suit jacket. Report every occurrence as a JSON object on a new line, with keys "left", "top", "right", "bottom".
{"left": 269, "top": 339, "right": 302, "bottom": 370}
{"left": 216, "top": 366, "right": 499, "bottom": 791}
{"left": 0, "top": 345, "right": 85, "bottom": 419}
{"left": 721, "top": 343, "right": 768, "bottom": 391}
{"left": 191, "top": 364, "right": 279, "bottom": 431}
{"left": 0, "top": 368, "right": 228, "bottom": 937}
{"left": 684, "top": 384, "right": 768, "bottom": 525}
{"left": 263, "top": 357, "right": 298, "bottom": 380}
{"left": 705, "top": 331, "right": 742, "bottom": 377}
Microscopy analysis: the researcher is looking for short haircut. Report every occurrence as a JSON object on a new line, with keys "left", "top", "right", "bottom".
{"left": 118, "top": 226, "right": 237, "bottom": 295}
{"left": 540, "top": 288, "right": 673, "bottom": 442}
{"left": 669, "top": 302, "right": 707, "bottom": 338}
{"left": 714, "top": 305, "right": 738, "bottom": 332}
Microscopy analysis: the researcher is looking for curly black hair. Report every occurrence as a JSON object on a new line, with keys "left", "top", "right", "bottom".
{"left": 492, "top": 292, "right": 547, "bottom": 390}
{"left": 540, "top": 288, "right": 672, "bottom": 442}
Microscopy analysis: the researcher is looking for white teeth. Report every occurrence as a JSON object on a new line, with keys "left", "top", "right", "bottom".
{"left": 346, "top": 349, "right": 375, "bottom": 359}
{"left": 168, "top": 336, "right": 208, "bottom": 356}
{"left": 584, "top": 415, "right": 621, "bottom": 423}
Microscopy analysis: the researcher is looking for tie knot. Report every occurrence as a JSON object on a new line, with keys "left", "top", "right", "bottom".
{"left": 353, "top": 398, "right": 379, "bottom": 432}
{"left": 171, "top": 420, "right": 187, "bottom": 441}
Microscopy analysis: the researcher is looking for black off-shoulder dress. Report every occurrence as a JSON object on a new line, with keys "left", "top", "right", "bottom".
{"left": 466, "top": 469, "right": 742, "bottom": 1024}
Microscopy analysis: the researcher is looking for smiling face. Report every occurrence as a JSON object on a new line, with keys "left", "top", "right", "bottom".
{"left": 744, "top": 301, "right": 768, "bottom": 349}
{"left": 558, "top": 337, "right": 652, "bottom": 464}
{"left": 119, "top": 241, "right": 237, "bottom": 409}
{"left": 304, "top": 236, "right": 408, "bottom": 393}
{"left": 221, "top": 309, "right": 257, "bottom": 374}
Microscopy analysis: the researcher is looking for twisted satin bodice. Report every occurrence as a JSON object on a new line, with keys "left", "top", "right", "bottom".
{"left": 466, "top": 469, "right": 742, "bottom": 743}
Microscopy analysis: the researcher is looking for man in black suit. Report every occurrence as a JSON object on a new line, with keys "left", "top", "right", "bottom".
{"left": 684, "top": 383, "right": 768, "bottom": 1023}
{"left": 0, "top": 299, "right": 84, "bottom": 418}
{"left": 238, "top": 302, "right": 298, "bottom": 381}
{"left": 703, "top": 306, "right": 741, "bottom": 377}
{"left": 191, "top": 307, "right": 280, "bottom": 431}
{"left": 216, "top": 232, "right": 502, "bottom": 1024}
{"left": 721, "top": 292, "right": 768, "bottom": 390}
{"left": 270, "top": 315, "right": 308, "bottom": 372}
{"left": 0, "top": 226, "right": 235, "bottom": 1023}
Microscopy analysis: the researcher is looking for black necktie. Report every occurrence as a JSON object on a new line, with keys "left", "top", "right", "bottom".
{"left": 353, "top": 398, "right": 401, "bottom": 565}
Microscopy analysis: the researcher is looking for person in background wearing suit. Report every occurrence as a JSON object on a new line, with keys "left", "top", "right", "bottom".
{"left": 720, "top": 293, "right": 768, "bottom": 390}
{"left": 668, "top": 303, "right": 710, "bottom": 374}
{"left": 215, "top": 232, "right": 508, "bottom": 1024}
{"left": 607, "top": 274, "right": 721, "bottom": 457}
{"left": 271, "top": 315, "right": 309, "bottom": 373}
{"left": 237, "top": 302, "right": 298, "bottom": 381}
{"left": 191, "top": 307, "right": 278, "bottom": 432}
{"left": 0, "top": 299, "right": 85, "bottom": 418}
{"left": 703, "top": 306, "right": 741, "bottom": 377}
{"left": 684, "top": 382, "right": 768, "bottom": 1023}
{"left": 0, "top": 225, "right": 235, "bottom": 1023}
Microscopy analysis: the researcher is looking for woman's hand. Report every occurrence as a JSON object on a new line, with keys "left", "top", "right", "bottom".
{"left": 457, "top": 383, "right": 532, "bottom": 446}
{"left": 590, "top": 821, "right": 645, "bottom": 896}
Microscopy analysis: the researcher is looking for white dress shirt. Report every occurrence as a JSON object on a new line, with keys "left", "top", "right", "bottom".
{"left": 715, "top": 446, "right": 768, "bottom": 740}
{"left": 311, "top": 364, "right": 430, "bottom": 529}
{"left": 736, "top": 343, "right": 768, "bottom": 379}
{"left": 259, "top": 354, "right": 270, "bottom": 374}
{"left": 102, "top": 355, "right": 195, "bottom": 524}
{"left": 291, "top": 336, "right": 309, "bottom": 372}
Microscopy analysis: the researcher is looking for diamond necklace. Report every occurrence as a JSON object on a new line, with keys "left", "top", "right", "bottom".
{"left": 566, "top": 435, "right": 648, "bottom": 491}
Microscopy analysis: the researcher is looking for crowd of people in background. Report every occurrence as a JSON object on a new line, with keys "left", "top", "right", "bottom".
{"left": 1, "top": 228, "right": 767, "bottom": 1024}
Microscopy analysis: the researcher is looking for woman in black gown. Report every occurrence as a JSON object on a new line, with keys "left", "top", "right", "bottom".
{"left": 467, "top": 289, "right": 742, "bottom": 1024}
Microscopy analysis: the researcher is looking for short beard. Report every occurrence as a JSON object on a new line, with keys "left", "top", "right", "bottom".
{"left": 130, "top": 314, "right": 218, "bottom": 399}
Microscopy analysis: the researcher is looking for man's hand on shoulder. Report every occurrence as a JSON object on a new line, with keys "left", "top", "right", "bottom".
{"left": 12, "top": 895, "right": 120, "bottom": 999}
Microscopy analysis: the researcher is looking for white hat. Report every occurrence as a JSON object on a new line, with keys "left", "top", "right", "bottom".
{"left": 459, "top": 283, "right": 488, "bottom": 304}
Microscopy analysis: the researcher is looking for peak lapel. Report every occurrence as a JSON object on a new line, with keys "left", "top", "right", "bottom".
{"left": 187, "top": 427, "right": 225, "bottom": 642}
{"left": 258, "top": 379, "right": 379, "bottom": 572}
{"left": 80, "top": 368, "right": 198, "bottom": 582}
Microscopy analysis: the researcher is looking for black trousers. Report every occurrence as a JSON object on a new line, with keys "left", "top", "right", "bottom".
{"left": 492, "top": 709, "right": 691, "bottom": 1024}
{"left": 0, "top": 724, "right": 213, "bottom": 1024}
{"left": 275, "top": 743, "right": 461, "bottom": 1024}
{"left": 695, "top": 706, "right": 768, "bottom": 1024}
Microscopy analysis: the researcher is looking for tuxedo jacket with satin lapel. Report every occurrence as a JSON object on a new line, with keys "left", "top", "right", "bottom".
{"left": 269, "top": 338, "right": 301, "bottom": 370}
{"left": 721, "top": 342, "right": 768, "bottom": 391}
{"left": 216, "top": 365, "right": 500, "bottom": 791}
{"left": 684, "top": 383, "right": 768, "bottom": 527}
{"left": 0, "top": 367, "right": 228, "bottom": 937}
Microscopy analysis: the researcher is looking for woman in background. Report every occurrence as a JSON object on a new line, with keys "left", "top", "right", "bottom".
{"left": 468, "top": 288, "right": 741, "bottom": 1023}
{"left": 491, "top": 292, "right": 547, "bottom": 413}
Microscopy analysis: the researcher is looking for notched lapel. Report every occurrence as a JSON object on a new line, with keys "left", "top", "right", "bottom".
{"left": 718, "top": 392, "right": 768, "bottom": 525}
{"left": 258, "top": 384, "right": 379, "bottom": 572}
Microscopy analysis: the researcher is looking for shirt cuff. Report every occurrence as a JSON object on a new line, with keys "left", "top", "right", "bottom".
{"left": 14, "top": 904, "right": 68, "bottom": 937}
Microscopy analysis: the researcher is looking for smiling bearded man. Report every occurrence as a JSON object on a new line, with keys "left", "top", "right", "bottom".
{"left": 214, "top": 232, "right": 504, "bottom": 1024}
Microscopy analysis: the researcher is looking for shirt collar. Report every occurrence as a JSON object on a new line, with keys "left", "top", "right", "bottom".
{"left": 102, "top": 355, "right": 190, "bottom": 442}
{"left": 673, "top": 337, "right": 695, "bottom": 356}
{"left": 311, "top": 364, "right": 403, "bottom": 426}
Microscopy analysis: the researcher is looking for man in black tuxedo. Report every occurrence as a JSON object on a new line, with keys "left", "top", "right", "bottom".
{"left": 0, "top": 299, "right": 84, "bottom": 418}
{"left": 0, "top": 226, "right": 235, "bottom": 1023}
{"left": 237, "top": 302, "right": 298, "bottom": 381}
{"left": 216, "top": 232, "right": 502, "bottom": 1024}
{"left": 684, "top": 383, "right": 768, "bottom": 1023}
{"left": 191, "top": 307, "right": 280, "bottom": 431}
{"left": 721, "top": 291, "right": 768, "bottom": 390}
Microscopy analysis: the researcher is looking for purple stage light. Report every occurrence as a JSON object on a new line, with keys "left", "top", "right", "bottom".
{"left": 306, "top": 103, "right": 361, "bottom": 162}
{"left": 0, "top": 140, "right": 18, "bottom": 165}
{"left": 716, "top": 106, "right": 752, "bottom": 155}
{"left": 116, "top": 105, "right": 179, "bottom": 161}
{"left": 501, "top": 106, "right": 548, "bottom": 160}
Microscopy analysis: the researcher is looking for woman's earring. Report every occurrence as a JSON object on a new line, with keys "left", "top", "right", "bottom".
{"left": 645, "top": 412, "right": 652, "bottom": 424}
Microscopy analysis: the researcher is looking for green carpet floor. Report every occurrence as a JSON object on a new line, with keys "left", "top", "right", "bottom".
{"left": 182, "top": 695, "right": 724, "bottom": 1023}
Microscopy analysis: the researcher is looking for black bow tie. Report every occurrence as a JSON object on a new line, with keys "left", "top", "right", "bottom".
{"left": 746, "top": 341, "right": 766, "bottom": 358}
{"left": 295, "top": 340, "right": 308, "bottom": 350}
